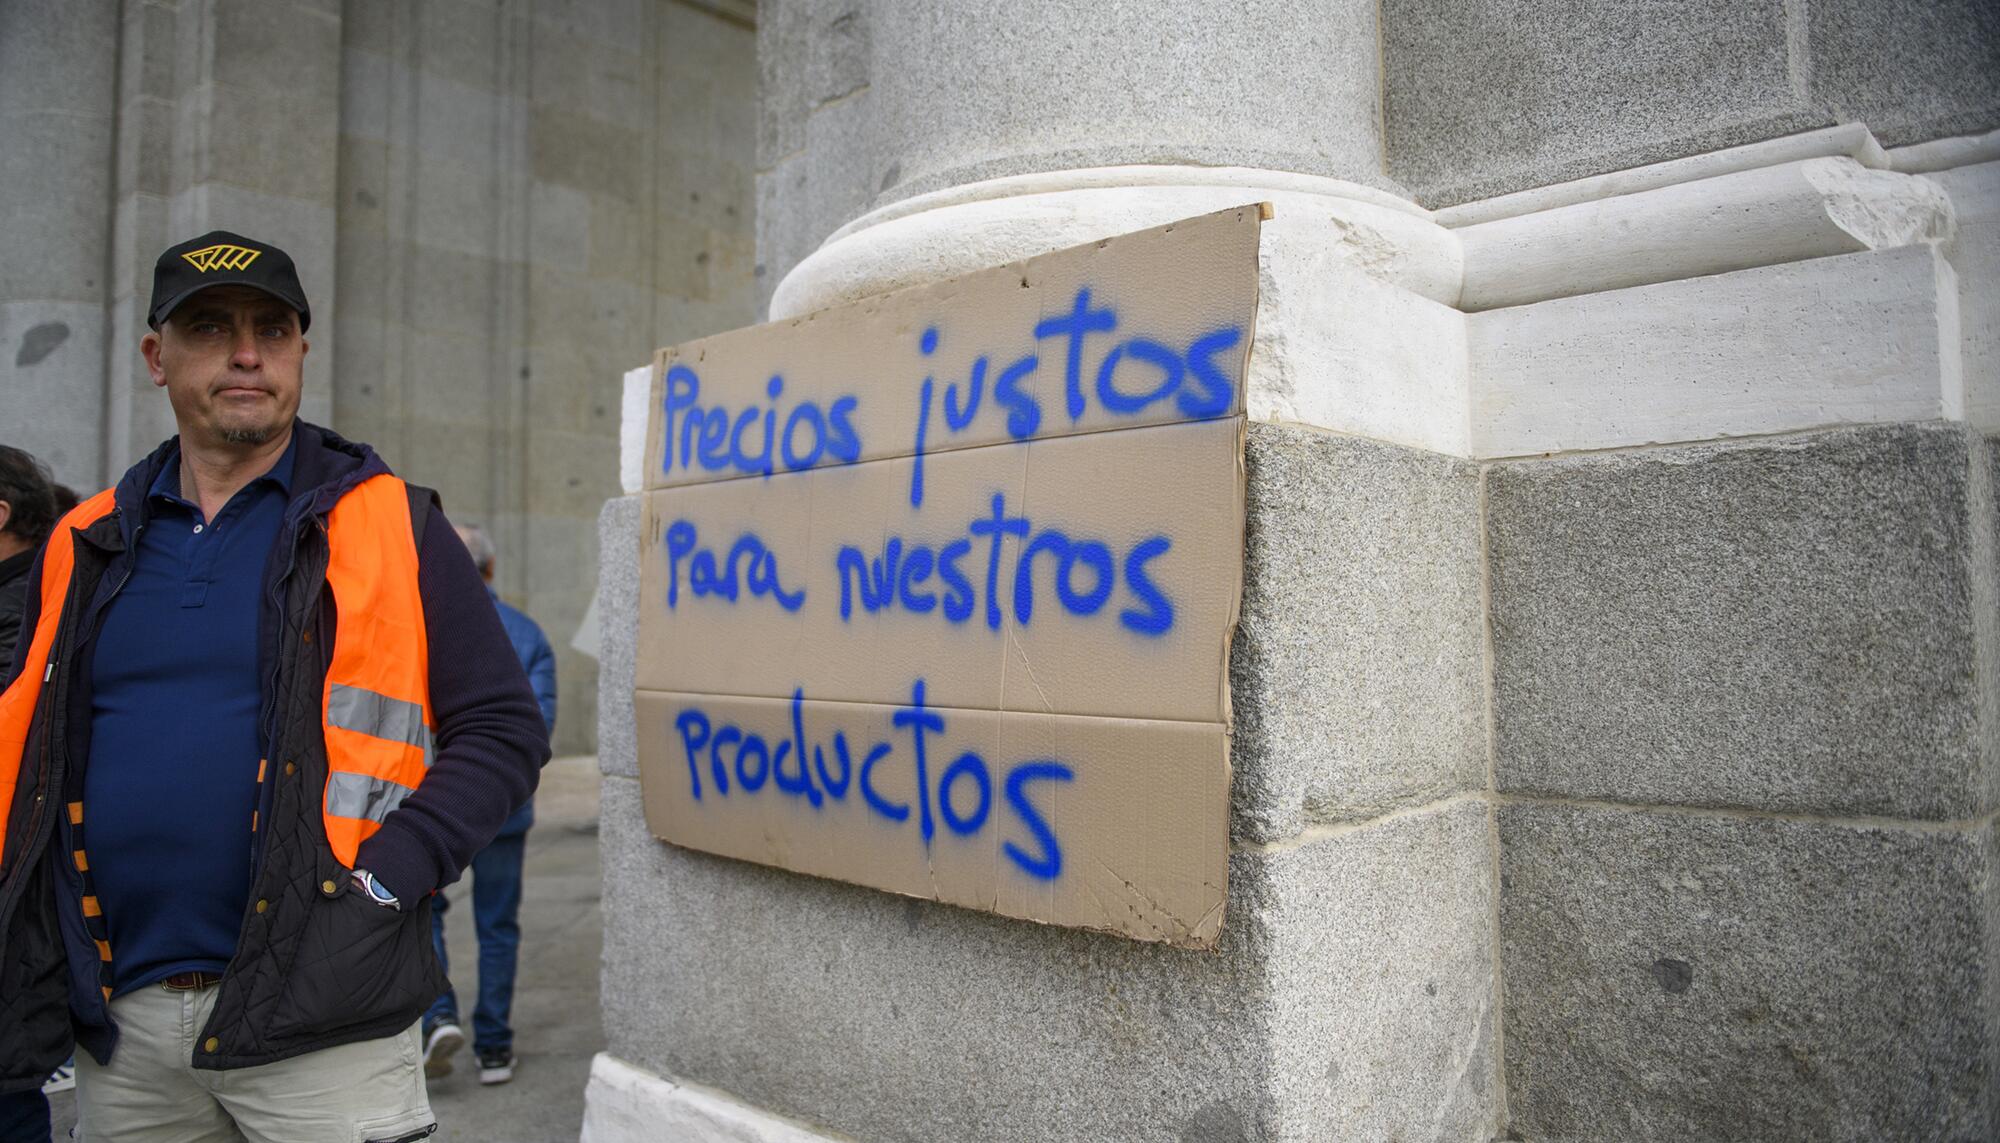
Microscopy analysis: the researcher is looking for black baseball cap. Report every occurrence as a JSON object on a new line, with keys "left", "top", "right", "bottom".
{"left": 147, "top": 230, "right": 311, "bottom": 333}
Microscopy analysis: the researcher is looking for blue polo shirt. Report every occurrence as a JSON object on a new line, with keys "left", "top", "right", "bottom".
{"left": 86, "top": 442, "right": 295, "bottom": 996}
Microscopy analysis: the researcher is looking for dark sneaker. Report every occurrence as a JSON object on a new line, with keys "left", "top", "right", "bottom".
{"left": 423, "top": 1022, "right": 465, "bottom": 1079}
{"left": 477, "top": 1049, "right": 514, "bottom": 1086}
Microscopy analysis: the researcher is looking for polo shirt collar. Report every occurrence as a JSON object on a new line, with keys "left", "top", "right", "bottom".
{"left": 149, "top": 435, "right": 298, "bottom": 508}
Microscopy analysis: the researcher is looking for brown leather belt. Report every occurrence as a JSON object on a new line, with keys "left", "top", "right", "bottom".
{"left": 160, "top": 971, "right": 223, "bottom": 991}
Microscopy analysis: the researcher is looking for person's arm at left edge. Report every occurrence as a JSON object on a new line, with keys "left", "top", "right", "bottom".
{"left": 353, "top": 505, "right": 550, "bottom": 900}
{"left": 0, "top": 547, "right": 46, "bottom": 689}
{"left": 0, "top": 575, "right": 28, "bottom": 673}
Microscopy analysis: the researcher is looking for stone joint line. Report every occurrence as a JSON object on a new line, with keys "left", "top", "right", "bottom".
{"left": 1231, "top": 791, "right": 2000, "bottom": 857}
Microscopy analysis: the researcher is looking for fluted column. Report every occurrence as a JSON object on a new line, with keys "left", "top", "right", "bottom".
{"left": 99, "top": 0, "right": 343, "bottom": 476}
{"left": 0, "top": 0, "right": 118, "bottom": 486}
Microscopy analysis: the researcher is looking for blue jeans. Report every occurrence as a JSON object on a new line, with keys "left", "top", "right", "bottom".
{"left": 426, "top": 809, "right": 529, "bottom": 1055}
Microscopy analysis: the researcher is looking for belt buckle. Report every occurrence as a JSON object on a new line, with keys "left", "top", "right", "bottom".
{"left": 161, "top": 971, "right": 219, "bottom": 991}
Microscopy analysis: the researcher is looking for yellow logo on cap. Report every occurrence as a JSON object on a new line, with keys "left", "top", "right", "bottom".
{"left": 181, "top": 244, "right": 262, "bottom": 273}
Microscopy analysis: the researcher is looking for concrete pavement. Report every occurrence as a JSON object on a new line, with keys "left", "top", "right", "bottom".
{"left": 427, "top": 754, "right": 603, "bottom": 1141}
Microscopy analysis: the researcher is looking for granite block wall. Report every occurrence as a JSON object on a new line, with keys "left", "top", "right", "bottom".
{"left": 1380, "top": 0, "right": 2000, "bottom": 206}
{"left": 1487, "top": 424, "right": 2000, "bottom": 1140}
{"left": 1499, "top": 804, "right": 1996, "bottom": 1141}
{"left": 1487, "top": 424, "right": 1992, "bottom": 819}
{"left": 1230, "top": 425, "right": 1485, "bottom": 841}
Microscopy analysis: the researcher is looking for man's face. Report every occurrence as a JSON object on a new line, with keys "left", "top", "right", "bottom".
{"left": 141, "top": 285, "right": 307, "bottom": 450}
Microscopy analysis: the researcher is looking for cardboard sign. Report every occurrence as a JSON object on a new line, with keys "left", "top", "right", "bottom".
{"left": 634, "top": 205, "right": 1262, "bottom": 948}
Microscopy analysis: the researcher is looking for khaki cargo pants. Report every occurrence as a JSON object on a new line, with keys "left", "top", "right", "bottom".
{"left": 74, "top": 981, "right": 434, "bottom": 1143}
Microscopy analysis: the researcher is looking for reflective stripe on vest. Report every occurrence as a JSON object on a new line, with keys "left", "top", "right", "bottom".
{"left": 0, "top": 489, "right": 118, "bottom": 871}
{"left": 319, "top": 473, "right": 432, "bottom": 868}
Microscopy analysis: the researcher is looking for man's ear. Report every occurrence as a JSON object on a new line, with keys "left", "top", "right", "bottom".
{"left": 0, "top": 499, "right": 11, "bottom": 535}
{"left": 141, "top": 328, "right": 166, "bottom": 389}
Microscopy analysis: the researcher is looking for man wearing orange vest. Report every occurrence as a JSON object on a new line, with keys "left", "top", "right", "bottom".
{"left": 0, "top": 232, "right": 550, "bottom": 1142}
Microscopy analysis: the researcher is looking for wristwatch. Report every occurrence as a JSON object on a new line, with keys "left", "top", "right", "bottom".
{"left": 350, "top": 868, "right": 401, "bottom": 911}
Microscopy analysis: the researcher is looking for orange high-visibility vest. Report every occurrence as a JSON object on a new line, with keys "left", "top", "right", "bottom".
{"left": 318, "top": 474, "right": 434, "bottom": 867}
{"left": 0, "top": 472, "right": 430, "bottom": 876}
{"left": 0, "top": 489, "right": 117, "bottom": 872}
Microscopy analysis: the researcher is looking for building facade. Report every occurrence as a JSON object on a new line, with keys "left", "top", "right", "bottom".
{"left": 5, "top": 1, "right": 1999, "bottom": 1139}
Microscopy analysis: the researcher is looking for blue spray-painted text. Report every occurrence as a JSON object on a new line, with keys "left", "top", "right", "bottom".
{"left": 662, "top": 365, "right": 863, "bottom": 479}
{"left": 671, "top": 680, "right": 1075, "bottom": 881}
{"left": 909, "top": 289, "right": 1243, "bottom": 506}
{"left": 836, "top": 491, "right": 1174, "bottom": 637}
{"left": 663, "top": 520, "right": 807, "bottom": 612}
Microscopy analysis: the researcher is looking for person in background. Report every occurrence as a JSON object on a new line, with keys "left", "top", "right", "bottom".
{"left": 0, "top": 446, "right": 57, "bottom": 1143}
{"left": 0, "top": 446, "right": 58, "bottom": 667}
{"left": 422, "top": 524, "right": 556, "bottom": 1087}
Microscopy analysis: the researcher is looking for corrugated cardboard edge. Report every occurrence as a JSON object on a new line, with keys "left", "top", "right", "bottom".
{"left": 1217, "top": 201, "right": 1272, "bottom": 743}
{"left": 1199, "top": 204, "right": 1268, "bottom": 950}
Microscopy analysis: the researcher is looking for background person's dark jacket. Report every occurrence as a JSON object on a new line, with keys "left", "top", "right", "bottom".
{"left": 0, "top": 422, "right": 549, "bottom": 1092}
{"left": 0, "top": 548, "right": 32, "bottom": 667}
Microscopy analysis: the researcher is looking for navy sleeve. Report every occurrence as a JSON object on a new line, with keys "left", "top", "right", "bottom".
{"left": 0, "top": 576, "right": 27, "bottom": 679}
{"left": 354, "top": 507, "right": 550, "bottom": 898}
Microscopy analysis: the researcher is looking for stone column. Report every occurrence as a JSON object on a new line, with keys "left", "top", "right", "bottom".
{"left": 593, "top": 3, "right": 1500, "bottom": 1140}
{"left": 103, "top": 0, "right": 343, "bottom": 476}
{"left": 0, "top": 0, "right": 118, "bottom": 487}
{"left": 335, "top": 0, "right": 758, "bottom": 757}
